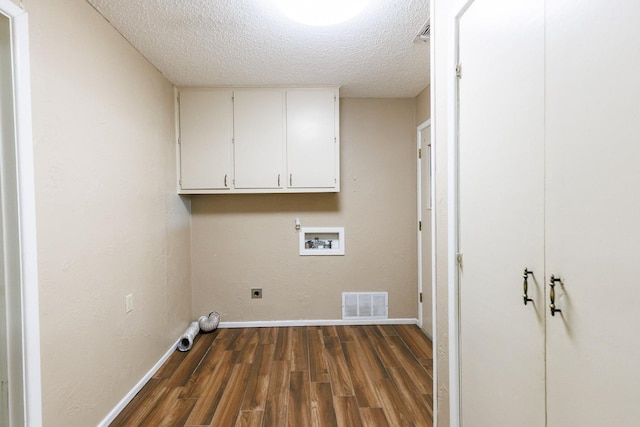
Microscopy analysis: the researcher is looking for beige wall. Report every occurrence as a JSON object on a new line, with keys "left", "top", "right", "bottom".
{"left": 416, "top": 84, "right": 431, "bottom": 125}
{"left": 25, "top": 0, "right": 192, "bottom": 425}
{"left": 191, "top": 98, "right": 418, "bottom": 322}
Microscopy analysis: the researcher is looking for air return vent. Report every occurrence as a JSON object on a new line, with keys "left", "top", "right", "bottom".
{"left": 342, "top": 292, "right": 388, "bottom": 320}
{"left": 415, "top": 18, "right": 430, "bottom": 42}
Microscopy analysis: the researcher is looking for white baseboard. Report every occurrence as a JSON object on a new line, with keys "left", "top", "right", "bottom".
{"left": 97, "top": 338, "right": 180, "bottom": 427}
{"left": 219, "top": 318, "right": 419, "bottom": 328}
{"left": 98, "top": 317, "right": 419, "bottom": 425}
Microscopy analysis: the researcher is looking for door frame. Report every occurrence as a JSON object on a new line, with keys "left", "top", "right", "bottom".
{"left": 448, "top": 0, "right": 476, "bottom": 425}
{"left": 0, "top": 1, "right": 42, "bottom": 425}
{"left": 417, "top": 118, "right": 432, "bottom": 332}
{"left": 417, "top": 118, "right": 438, "bottom": 425}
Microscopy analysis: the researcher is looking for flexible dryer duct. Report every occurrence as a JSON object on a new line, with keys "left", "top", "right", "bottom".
{"left": 177, "top": 311, "right": 221, "bottom": 352}
{"left": 198, "top": 311, "right": 220, "bottom": 332}
{"left": 177, "top": 321, "right": 200, "bottom": 352}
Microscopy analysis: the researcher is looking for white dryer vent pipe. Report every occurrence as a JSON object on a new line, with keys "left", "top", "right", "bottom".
{"left": 177, "top": 311, "right": 221, "bottom": 352}
{"left": 198, "top": 311, "right": 220, "bottom": 332}
{"left": 177, "top": 321, "right": 199, "bottom": 352}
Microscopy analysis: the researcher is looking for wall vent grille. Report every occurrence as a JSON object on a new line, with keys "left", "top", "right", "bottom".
{"left": 415, "top": 18, "right": 431, "bottom": 42}
{"left": 342, "top": 292, "right": 388, "bottom": 320}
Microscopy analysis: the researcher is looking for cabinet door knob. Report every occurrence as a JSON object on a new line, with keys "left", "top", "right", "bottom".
{"left": 523, "top": 268, "right": 534, "bottom": 305}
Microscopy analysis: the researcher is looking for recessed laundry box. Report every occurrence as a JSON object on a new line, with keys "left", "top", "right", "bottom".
{"left": 299, "top": 227, "right": 345, "bottom": 255}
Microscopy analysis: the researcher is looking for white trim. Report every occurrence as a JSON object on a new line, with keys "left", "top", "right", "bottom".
{"left": 0, "top": 2, "right": 43, "bottom": 426}
{"left": 218, "top": 318, "right": 419, "bottom": 329}
{"left": 449, "top": 2, "right": 476, "bottom": 426}
{"left": 429, "top": 2, "right": 438, "bottom": 425}
{"left": 0, "top": 0, "right": 21, "bottom": 16}
{"left": 427, "top": 115, "right": 438, "bottom": 425}
{"left": 97, "top": 338, "right": 181, "bottom": 427}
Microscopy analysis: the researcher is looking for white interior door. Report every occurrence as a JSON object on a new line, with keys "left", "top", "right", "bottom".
{"left": 418, "top": 122, "right": 433, "bottom": 336}
{"left": 457, "top": 0, "right": 545, "bottom": 425}
{"left": 545, "top": 1, "right": 640, "bottom": 424}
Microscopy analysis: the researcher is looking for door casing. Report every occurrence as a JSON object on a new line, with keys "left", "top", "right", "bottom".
{"left": 0, "top": 1, "right": 42, "bottom": 425}
{"left": 417, "top": 119, "right": 434, "bottom": 336}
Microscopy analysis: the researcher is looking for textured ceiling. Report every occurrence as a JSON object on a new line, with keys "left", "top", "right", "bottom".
{"left": 86, "top": 0, "right": 430, "bottom": 98}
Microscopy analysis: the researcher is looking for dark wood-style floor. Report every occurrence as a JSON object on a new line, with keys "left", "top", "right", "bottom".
{"left": 110, "top": 324, "right": 434, "bottom": 427}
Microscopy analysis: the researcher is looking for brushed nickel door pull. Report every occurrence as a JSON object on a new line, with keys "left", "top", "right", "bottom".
{"left": 523, "top": 268, "right": 534, "bottom": 305}
{"left": 278, "top": 174, "right": 281, "bottom": 187}
{"left": 549, "top": 275, "right": 562, "bottom": 316}
{"left": 224, "top": 174, "right": 228, "bottom": 188}
{"left": 290, "top": 173, "right": 293, "bottom": 186}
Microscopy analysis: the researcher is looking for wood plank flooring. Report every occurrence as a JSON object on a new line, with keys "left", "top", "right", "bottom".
{"left": 110, "top": 325, "right": 433, "bottom": 427}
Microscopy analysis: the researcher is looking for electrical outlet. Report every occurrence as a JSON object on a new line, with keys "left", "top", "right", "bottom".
{"left": 251, "top": 288, "right": 262, "bottom": 299}
{"left": 125, "top": 293, "right": 133, "bottom": 312}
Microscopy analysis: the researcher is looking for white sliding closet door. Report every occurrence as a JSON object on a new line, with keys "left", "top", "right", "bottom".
{"left": 545, "top": 0, "right": 640, "bottom": 424}
{"left": 457, "top": 0, "right": 545, "bottom": 425}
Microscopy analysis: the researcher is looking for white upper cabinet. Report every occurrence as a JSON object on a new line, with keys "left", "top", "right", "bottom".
{"left": 178, "top": 89, "right": 232, "bottom": 190}
{"left": 177, "top": 86, "right": 340, "bottom": 194}
{"left": 233, "top": 89, "right": 285, "bottom": 189}
{"left": 286, "top": 89, "right": 339, "bottom": 189}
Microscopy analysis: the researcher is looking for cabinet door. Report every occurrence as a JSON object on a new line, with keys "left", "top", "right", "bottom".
{"left": 233, "top": 89, "right": 284, "bottom": 189}
{"left": 286, "top": 89, "right": 338, "bottom": 189}
{"left": 179, "top": 89, "right": 232, "bottom": 190}
{"left": 457, "top": 0, "right": 545, "bottom": 425}
{"left": 545, "top": 0, "right": 640, "bottom": 424}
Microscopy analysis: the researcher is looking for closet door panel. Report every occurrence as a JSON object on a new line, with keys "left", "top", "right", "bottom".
{"left": 457, "top": 0, "right": 545, "bottom": 425}
{"left": 545, "top": 1, "right": 640, "bottom": 424}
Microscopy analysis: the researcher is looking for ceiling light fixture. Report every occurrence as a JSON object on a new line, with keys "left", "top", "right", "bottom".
{"left": 275, "top": 0, "right": 368, "bottom": 26}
